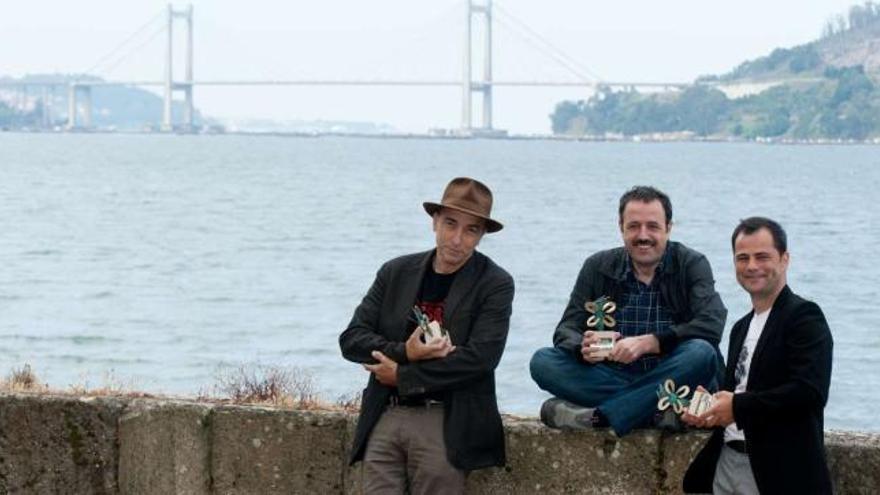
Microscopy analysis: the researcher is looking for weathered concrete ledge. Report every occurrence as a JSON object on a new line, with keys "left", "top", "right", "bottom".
{"left": 1, "top": 392, "right": 877, "bottom": 494}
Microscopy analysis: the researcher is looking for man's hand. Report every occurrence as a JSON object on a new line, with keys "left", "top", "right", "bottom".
{"left": 608, "top": 334, "right": 660, "bottom": 364}
{"left": 364, "top": 351, "right": 399, "bottom": 386}
{"left": 405, "top": 326, "right": 456, "bottom": 362}
{"left": 700, "top": 391, "right": 735, "bottom": 428}
{"left": 681, "top": 386, "right": 712, "bottom": 428}
{"left": 581, "top": 330, "right": 620, "bottom": 363}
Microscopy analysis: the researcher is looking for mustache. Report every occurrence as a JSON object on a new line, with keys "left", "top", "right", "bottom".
{"left": 633, "top": 239, "right": 656, "bottom": 247}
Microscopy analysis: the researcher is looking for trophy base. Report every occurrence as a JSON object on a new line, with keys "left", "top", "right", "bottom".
{"left": 687, "top": 389, "right": 714, "bottom": 416}
{"left": 589, "top": 331, "right": 616, "bottom": 358}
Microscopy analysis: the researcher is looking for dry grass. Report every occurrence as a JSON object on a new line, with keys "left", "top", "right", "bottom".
{"left": 332, "top": 391, "right": 362, "bottom": 414}
{"left": 0, "top": 365, "right": 152, "bottom": 398}
{"left": 1, "top": 364, "right": 47, "bottom": 392}
{"left": 66, "top": 370, "right": 153, "bottom": 398}
{"left": 205, "top": 364, "right": 323, "bottom": 409}
{"left": 1, "top": 364, "right": 361, "bottom": 413}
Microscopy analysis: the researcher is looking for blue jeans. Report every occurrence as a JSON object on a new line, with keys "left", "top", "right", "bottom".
{"left": 530, "top": 339, "right": 719, "bottom": 436}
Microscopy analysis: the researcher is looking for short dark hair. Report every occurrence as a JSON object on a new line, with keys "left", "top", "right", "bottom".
{"left": 618, "top": 186, "right": 672, "bottom": 225}
{"left": 731, "top": 217, "right": 787, "bottom": 255}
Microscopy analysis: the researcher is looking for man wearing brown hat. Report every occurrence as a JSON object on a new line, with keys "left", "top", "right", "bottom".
{"left": 340, "top": 177, "right": 514, "bottom": 494}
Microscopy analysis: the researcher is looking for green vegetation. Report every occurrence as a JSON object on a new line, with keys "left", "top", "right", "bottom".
{"left": 551, "top": 67, "right": 880, "bottom": 140}
{"left": 551, "top": 2, "right": 880, "bottom": 141}
{"left": 710, "top": 45, "right": 824, "bottom": 82}
{"left": 552, "top": 85, "right": 733, "bottom": 137}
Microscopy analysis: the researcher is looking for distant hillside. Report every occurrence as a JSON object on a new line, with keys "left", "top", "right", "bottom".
{"left": 0, "top": 74, "right": 208, "bottom": 130}
{"left": 697, "top": 5, "right": 880, "bottom": 85}
{"left": 551, "top": 2, "right": 880, "bottom": 141}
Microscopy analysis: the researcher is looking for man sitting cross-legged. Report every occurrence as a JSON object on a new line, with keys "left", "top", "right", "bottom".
{"left": 530, "top": 185, "right": 727, "bottom": 436}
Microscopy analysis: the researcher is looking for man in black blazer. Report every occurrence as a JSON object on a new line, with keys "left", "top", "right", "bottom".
{"left": 682, "top": 217, "right": 833, "bottom": 494}
{"left": 340, "top": 177, "right": 514, "bottom": 494}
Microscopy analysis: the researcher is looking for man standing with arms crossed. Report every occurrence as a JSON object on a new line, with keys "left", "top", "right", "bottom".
{"left": 340, "top": 177, "right": 514, "bottom": 494}
{"left": 683, "top": 217, "right": 833, "bottom": 494}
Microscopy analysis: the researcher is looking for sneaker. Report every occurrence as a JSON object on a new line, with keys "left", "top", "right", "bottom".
{"left": 539, "top": 398, "right": 598, "bottom": 431}
{"left": 653, "top": 408, "right": 687, "bottom": 433}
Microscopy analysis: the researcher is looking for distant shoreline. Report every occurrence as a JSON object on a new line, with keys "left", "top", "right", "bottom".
{"left": 3, "top": 126, "right": 880, "bottom": 145}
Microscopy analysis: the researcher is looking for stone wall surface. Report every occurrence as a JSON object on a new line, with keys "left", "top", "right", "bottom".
{"left": 0, "top": 392, "right": 877, "bottom": 494}
{"left": 209, "top": 405, "right": 349, "bottom": 494}
{"left": 118, "top": 400, "right": 212, "bottom": 495}
{"left": 467, "top": 420, "right": 662, "bottom": 494}
{"left": 826, "top": 431, "right": 880, "bottom": 495}
{"left": 0, "top": 394, "right": 122, "bottom": 494}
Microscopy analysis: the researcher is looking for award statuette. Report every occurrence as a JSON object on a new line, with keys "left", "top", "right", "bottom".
{"left": 584, "top": 296, "right": 617, "bottom": 358}
{"left": 686, "top": 388, "right": 714, "bottom": 416}
{"left": 656, "top": 379, "right": 715, "bottom": 416}
{"left": 412, "top": 306, "right": 452, "bottom": 345}
{"left": 656, "top": 379, "right": 691, "bottom": 414}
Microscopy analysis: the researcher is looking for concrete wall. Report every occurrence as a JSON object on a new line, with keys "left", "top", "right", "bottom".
{"left": 0, "top": 392, "right": 877, "bottom": 494}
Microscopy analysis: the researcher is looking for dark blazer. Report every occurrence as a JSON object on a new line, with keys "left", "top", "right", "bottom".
{"left": 683, "top": 286, "right": 833, "bottom": 494}
{"left": 339, "top": 249, "right": 514, "bottom": 470}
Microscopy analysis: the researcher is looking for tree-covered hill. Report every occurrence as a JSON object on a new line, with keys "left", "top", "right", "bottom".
{"left": 551, "top": 2, "right": 880, "bottom": 140}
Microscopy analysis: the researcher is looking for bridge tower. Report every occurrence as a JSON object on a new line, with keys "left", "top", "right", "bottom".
{"left": 162, "top": 4, "right": 194, "bottom": 132}
{"left": 462, "top": 0, "right": 493, "bottom": 133}
{"left": 66, "top": 83, "right": 92, "bottom": 130}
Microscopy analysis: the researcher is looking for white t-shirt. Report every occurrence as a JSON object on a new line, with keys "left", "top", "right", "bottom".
{"left": 724, "top": 308, "right": 771, "bottom": 443}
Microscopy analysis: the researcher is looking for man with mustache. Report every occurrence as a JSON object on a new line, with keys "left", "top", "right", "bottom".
{"left": 530, "top": 185, "right": 727, "bottom": 436}
{"left": 340, "top": 177, "right": 514, "bottom": 494}
{"left": 682, "top": 217, "right": 832, "bottom": 494}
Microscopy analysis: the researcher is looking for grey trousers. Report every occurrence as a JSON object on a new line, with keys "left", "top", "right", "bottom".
{"left": 362, "top": 404, "right": 466, "bottom": 495}
{"left": 713, "top": 444, "right": 759, "bottom": 495}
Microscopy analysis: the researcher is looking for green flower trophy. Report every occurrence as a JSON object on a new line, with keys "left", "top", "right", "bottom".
{"left": 584, "top": 296, "right": 617, "bottom": 358}
{"left": 656, "top": 379, "right": 714, "bottom": 416}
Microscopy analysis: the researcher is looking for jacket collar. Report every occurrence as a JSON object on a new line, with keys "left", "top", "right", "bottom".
{"left": 728, "top": 284, "right": 793, "bottom": 383}
{"left": 771, "top": 285, "right": 793, "bottom": 310}
{"left": 748, "top": 284, "right": 793, "bottom": 363}
{"left": 404, "top": 248, "right": 482, "bottom": 323}
{"left": 600, "top": 241, "right": 679, "bottom": 281}
{"left": 443, "top": 251, "right": 481, "bottom": 321}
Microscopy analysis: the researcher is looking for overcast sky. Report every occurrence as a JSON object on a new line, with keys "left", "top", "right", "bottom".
{"left": 0, "top": 0, "right": 862, "bottom": 133}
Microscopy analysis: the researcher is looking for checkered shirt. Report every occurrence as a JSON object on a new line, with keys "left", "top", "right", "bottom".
{"left": 615, "top": 251, "right": 674, "bottom": 370}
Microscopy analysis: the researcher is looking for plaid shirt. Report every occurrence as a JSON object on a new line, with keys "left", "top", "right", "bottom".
{"left": 615, "top": 250, "right": 674, "bottom": 371}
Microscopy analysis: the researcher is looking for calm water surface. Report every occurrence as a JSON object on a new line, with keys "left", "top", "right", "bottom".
{"left": 0, "top": 133, "right": 877, "bottom": 431}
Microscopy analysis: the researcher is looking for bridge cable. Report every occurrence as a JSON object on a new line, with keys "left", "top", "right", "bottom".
{"left": 83, "top": 9, "right": 166, "bottom": 76}
{"left": 493, "top": 5, "right": 600, "bottom": 81}
{"left": 493, "top": 3, "right": 600, "bottom": 79}
{"left": 493, "top": 3, "right": 604, "bottom": 82}
{"left": 493, "top": 14, "right": 595, "bottom": 82}
{"left": 97, "top": 24, "right": 167, "bottom": 78}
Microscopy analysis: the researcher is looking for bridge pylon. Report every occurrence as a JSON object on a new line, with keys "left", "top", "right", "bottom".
{"left": 462, "top": 0, "right": 496, "bottom": 134}
{"left": 162, "top": 4, "right": 195, "bottom": 132}
{"left": 66, "top": 83, "right": 93, "bottom": 130}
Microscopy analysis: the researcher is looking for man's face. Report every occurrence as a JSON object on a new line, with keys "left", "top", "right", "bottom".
{"left": 734, "top": 227, "right": 789, "bottom": 300}
{"left": 433, "top": 208, "right": 485, "bottom": 274}
{"left": 620, "top": 199, "right": 670, "bottom": 270}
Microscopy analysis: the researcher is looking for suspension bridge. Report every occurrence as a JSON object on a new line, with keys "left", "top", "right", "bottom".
{"left": 1, "top": 1, "right": 690, "bottom": 134}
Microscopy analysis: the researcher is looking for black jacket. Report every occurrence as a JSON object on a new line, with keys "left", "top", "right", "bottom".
{"left": 683, "top": 286, "right": 833, "bottom": 494}
{"left": 339, "top": 250, "right": 514, "bottom": 470}
{"left": 554, "top": 241, "right": 727, "bottom": 369}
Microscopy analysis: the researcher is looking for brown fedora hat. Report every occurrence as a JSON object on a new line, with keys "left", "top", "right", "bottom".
{"left": 423, "top": 177, "right": 503, "bottom": 233}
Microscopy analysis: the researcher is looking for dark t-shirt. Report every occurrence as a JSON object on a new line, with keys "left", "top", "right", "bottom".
{"left": 392, "top": 257, "right": 458, "bottom": 402}
{"left": 416, "top": 262, "right": 457, "bottom": 325}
